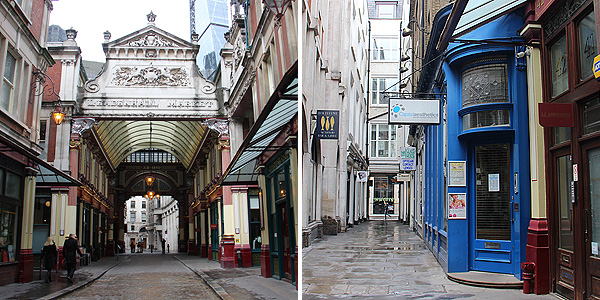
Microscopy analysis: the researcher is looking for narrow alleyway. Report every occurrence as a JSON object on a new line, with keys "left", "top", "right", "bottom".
{"left": 302, "top": 221, "right": 558, "bottom": 299}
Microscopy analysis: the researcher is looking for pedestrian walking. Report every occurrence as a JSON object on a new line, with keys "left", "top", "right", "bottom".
{"left": 62, "top": 233, "right": 82, "bottom": 283}
{"left": 130, "top": 241, "right": 135, "bottom": 253}
{"left": 167, "top": 243, "right": 170, "bottom": 253}
{"left": 40, "top": 236, "right": 57, "bottom": 283}
{"left": 161, "top": 238, "right": 166, "bottom": 254}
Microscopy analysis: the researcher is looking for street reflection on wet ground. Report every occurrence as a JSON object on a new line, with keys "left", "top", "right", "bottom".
{"left": 302, "top": 221, "right": 558, "bottom": 300}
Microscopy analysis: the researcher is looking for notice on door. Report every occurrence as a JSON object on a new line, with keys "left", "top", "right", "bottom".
{"left": 448, "top": 193, "right": 466, "bottom": 219}
{"left": 488, "top": 174, "right": 500, "bottom": 192}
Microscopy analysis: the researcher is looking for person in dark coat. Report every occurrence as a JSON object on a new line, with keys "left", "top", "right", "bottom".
{"left": 40, "top": 237, "right": 57, "bottom": 283}
{"left": 62, "top": 233, "right": 82, "bottom": 282}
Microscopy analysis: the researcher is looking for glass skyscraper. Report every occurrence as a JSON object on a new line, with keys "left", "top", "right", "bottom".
{"left": 192, "top": 0, "right": 229, "bottom": 81}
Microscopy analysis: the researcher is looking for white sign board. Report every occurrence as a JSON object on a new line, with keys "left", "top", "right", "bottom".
{"left": 448, "top": 161, "right": 467, "bottom": 186}
{"left": 488, "top": 174, "right": 500, "bottom": 192}
{"left": 389, "top": 98, "right": 440, "bottom": 125}
{"left": 448, "top": 193, "right": 467, "bottom": 219}
{"left": 357, "top": 171, "right": 369, "bottom": 182}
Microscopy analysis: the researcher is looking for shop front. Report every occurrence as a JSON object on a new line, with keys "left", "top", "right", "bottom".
{"left": 530, "top": 0, "right": 600, "bottom": 298}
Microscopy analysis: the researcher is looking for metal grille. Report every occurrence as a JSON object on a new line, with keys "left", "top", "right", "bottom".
{"left": 475, "top": 144, "right": 511, "bottom": 240}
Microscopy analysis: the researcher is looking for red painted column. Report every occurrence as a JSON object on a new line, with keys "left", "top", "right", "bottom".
{"left": 260, "top": 244, "right": 271, "bottom": 278}
{"left": 526, "top": 219, "right": 550, "bottom": 294}
{"left": 241, "top": 245, "right": 252, "bottom": 267}
{"left": 220, "top": 235, "right": 235, "bottom": 268}
{"left": 18, "top": 249, "right": 33, "bottom": 283}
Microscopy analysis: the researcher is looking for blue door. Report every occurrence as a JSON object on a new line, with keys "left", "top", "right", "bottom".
{"left": 470, "top": 143, "right": 514, "bottom": 274}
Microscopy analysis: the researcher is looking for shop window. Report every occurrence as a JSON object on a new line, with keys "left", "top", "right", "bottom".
{"left": 371, "top": 77, "right": 397, "bottom": 105}
{"left": 4, "top": 171, "right": 21, "bottom": 200}
{"left": 463, "top": 110, "right": 510, "bottom": 130}
{"left": 373, "top": 176, "right": 394, "bottom": 214}
{"left": 577, "top": 11, "right": 596, "bottom": 81}
{"left": 248, "top": 191, "right": 261, "bottom": 252}
{"left": 462, "top": 64, "right": 508, "bottom": 108}
{"left": 557, "top": 155, "right": 574, "bottom": 251}
{"left": 0, "top": 203, "right": 18, "bottom": 263}
{"left": 370, "top": 124, "right": 397, "bottom": 157}
{"left": 1, "top": 52, "right": 16, "bottom": 112}
{"left": 34, "top": 197, "right": 51, "bottom": 224}
{"left": 554, "top": 127, "right": 571, "bottom": 145}
{"left": 583, "top": 97, "right": 600, "bottom": 135}
{"left": 372, "top": 37, "right": 398, "bottom": 61}
{"left": 550, "top": 35, "right": 569, "bottom": 97}
{"left": 588, "top": 148, "right": 600, "bottom": 257}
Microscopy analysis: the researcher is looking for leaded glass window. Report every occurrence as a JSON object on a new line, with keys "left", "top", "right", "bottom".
{"left": 461, "top": 64, "right": 508, "bottom": 108}
{"left": 578, "top": 11, "right": 597, "bottom": 80}
{"left": 550, "top": 35, "right": 569, "bottom": 97}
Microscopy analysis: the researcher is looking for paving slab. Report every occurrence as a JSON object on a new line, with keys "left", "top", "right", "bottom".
{"left": 303, "top": 221, "right": 560, "bottom": 299}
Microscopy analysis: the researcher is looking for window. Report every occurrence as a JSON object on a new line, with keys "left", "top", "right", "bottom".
{"left": 462, "top": 64, "right": 508, "bottom": 108}
{"left": 370, "top": 124, "right": 397, "bottom": 158}
{"left": 131, "top": 225, "right": 135, "bottom": 231}
{"left": 1, "top": 52, "right": 16, "bottom": 112}
{"left": 463, "top": 110, "right": 510, "bottom": 130}
{"left": 372, "top": 38, "right": 398, "bottom": 61}
{"left": 550, "top": 35, "right": 569, "bottom": 97}
{"left": 141, "top": 212, "right": 146, "bottom": 222}
{"left": 142, "top": 201, "right": 146, "bottom": 209}
{"left": 372, "top": 176, "right": 394, "bottom": 214}
{"left": 0, "top": 203, "right": 18, "bottom": 262}
{"left": 377, "top": 3, "right": 396, "bottom": 18}
{"left": 130, "top": 212, "right": 135, "bottom": 222}
{"left": 583, "top": 97, "right": 600, "bottom": 135}
{"left": 554, "top": 127, "right": 571, "bottom": 145}
{"left": 248, "top": 190, "right": 261, "bottom": 253}
{"left": 371, "top": 77, "right": 397, "bottom": 105}
{"left": 130, "top": 201, "right": 135, "bottom": 209}
{"left": 578, "top": 11, "right": 597, "bottom": 81}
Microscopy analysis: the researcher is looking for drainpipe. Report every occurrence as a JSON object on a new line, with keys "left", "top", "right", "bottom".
{"left": 365, "top": 20, "right": 371, "bottom": 221}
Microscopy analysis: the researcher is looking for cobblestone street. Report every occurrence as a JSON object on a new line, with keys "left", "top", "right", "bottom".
{"left": 302, "top": 221, "right": 559, "bottom": 300}
{"left": 59, "top": 254, "right": 219, "bottom": 299}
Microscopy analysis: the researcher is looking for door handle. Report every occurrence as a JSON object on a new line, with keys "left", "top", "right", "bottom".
{"left": 510, "top": 201, "right": 514, "bottom": 222}
{"left": 584, "top": 209, "right": 588, "bottom": 243}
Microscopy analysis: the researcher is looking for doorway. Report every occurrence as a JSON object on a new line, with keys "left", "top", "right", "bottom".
{"left": 470, "top": 143, "right": 513, "bottom": 274}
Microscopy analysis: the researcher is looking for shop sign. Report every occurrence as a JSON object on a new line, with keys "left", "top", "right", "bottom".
{"left": 389, "top": 98, "right": 440, "bottom": 125}
{"left": 315, "top": 110, "right": 339, "bottom": 139}
{"left": 356, "top": 171, "right": 369, "bottom": 182}
{"left": 538, "top": 103, "right": 574, "bottom": 127}
{"left": 399, "top": 147, "right": 416, "bottom": 171}
{"left": 594, "top": 54, "right": 600, "bottom": 81}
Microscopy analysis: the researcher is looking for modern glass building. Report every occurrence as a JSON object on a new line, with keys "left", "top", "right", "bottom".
{"left": 191, "top": 0, "right": 229, "bottom": 81}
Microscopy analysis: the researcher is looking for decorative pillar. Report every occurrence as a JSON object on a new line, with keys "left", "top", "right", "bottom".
{"left": 187, "top": 192, "right": 196, "bottom": 255}
{"left": 200, "top": 207, "right": 208, "bottom": 258}
{"left": 220, "top": 234, "right": 235, "bottom": 268}
{"left": 257, "top": 165, "right": 271, "bottom": 278}
{"left": 19, "top": 168, "right": 37, "bottom": 283}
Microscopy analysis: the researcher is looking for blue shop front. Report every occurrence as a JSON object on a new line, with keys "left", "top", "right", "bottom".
{"left": 415, "top": 5, "right": 531, "bottom": 279}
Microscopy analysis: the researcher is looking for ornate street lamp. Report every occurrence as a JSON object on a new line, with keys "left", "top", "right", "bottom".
{"left": 51, "top": 101, "right": 66, "bottom": 125}
{"left": 262, "top": 0, "right": 292, "bottom": 19}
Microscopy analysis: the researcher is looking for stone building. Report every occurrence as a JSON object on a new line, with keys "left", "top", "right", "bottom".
{"left": 302, "top": 0, "right": 369, "bottom": 247}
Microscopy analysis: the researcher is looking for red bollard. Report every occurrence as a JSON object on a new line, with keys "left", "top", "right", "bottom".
{"left": 521, "top": 262, "right": 535, "bottom": 294}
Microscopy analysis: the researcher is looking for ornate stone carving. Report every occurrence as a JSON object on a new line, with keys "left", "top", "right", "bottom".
{"left": 128, "top": 33, "right": 174, "bottom": 47}
{"left": 69, "top": 140, "right": 81, "bottom": 149}
{"left": 110, "top": 66, "right": 190, "bottom": 87}
{"left": 71, "top": 118, "right": 97, "bottom": 136}
{"left": 202, "top": 82, "right": 217, "bottom": 94}
{"left": 84, "top": 65, "right": 106, "bottom": 93}
{"left": 202, "top": 119, "right": 229, "bottom": 136}
{"left": 543, "top": 0, "right": 587, "bottom": 39}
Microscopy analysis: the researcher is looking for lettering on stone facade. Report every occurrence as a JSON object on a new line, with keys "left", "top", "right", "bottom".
{"left": 85, "top": 98, "right": 161, "bottom": 108}
{"left": 166, "top": 99, "right": 216, "bottom": 109}
{"left": 111, "top": 66, "right": 190, "bottom": 87}
{"left": 128, "top": 33, "right": 174, "bottom": 47}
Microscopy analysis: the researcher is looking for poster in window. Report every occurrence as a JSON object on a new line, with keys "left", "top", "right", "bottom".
{"left": 489, "top": 173, "right": 500, "bottom": 192}
{"left": 448, "top": 161, "right": 466, "bottom": 186}
{"left": 448, "top": 193, "right": 466, "bottom": 219}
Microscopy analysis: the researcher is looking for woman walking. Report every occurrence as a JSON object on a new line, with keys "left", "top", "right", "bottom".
{"left": 40, "top": 237, "right": 58, "bottom": 283}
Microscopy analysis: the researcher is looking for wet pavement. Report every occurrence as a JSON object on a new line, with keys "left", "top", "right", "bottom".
{"left": 302, "top": 221, "right": 559, "bottom": 300}
{"left": 0, "top": 252, "right": 297, "bottom": 300}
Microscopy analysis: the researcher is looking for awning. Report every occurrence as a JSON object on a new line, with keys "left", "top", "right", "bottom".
{"left": 35, "top": 159, "right": 81, "bottom": 187}
{"left": 221, "top": 65, "right": 298, "bottom": 186}
{"left": 0, "top": 128, "right": 81, "bottom": 187}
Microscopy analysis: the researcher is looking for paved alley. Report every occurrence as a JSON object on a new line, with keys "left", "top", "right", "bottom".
{"left": 302, "top": 221, "right": 558, "bottom": 300}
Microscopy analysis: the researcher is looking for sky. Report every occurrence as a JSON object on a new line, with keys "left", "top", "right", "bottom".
{"left": 49, "top": 0, "right": 191, "bottom": 62}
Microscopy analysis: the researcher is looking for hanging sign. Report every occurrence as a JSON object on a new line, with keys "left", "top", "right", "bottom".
{"left": 448, "top": 161, "right": 467, "bottom": 186}
{"left": 448, "top": 193, "right": 467, "bottom": 219}
{"left": 538, "top": 103, "right": 574, "bottom": 127}
{"left": 399, "top": 147, "right": 416, "bottom": 171}
{"left": 315, "top": 110, "right": 339, "bottom": 139}
{"left": 594, "top": 54, "right": 600, "bottom": 81}
{"left": 389, "top": 98, "right": 441, "bottom": 125}
{"left": 356, "top": 171, "right": 369, "bottom": 182}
